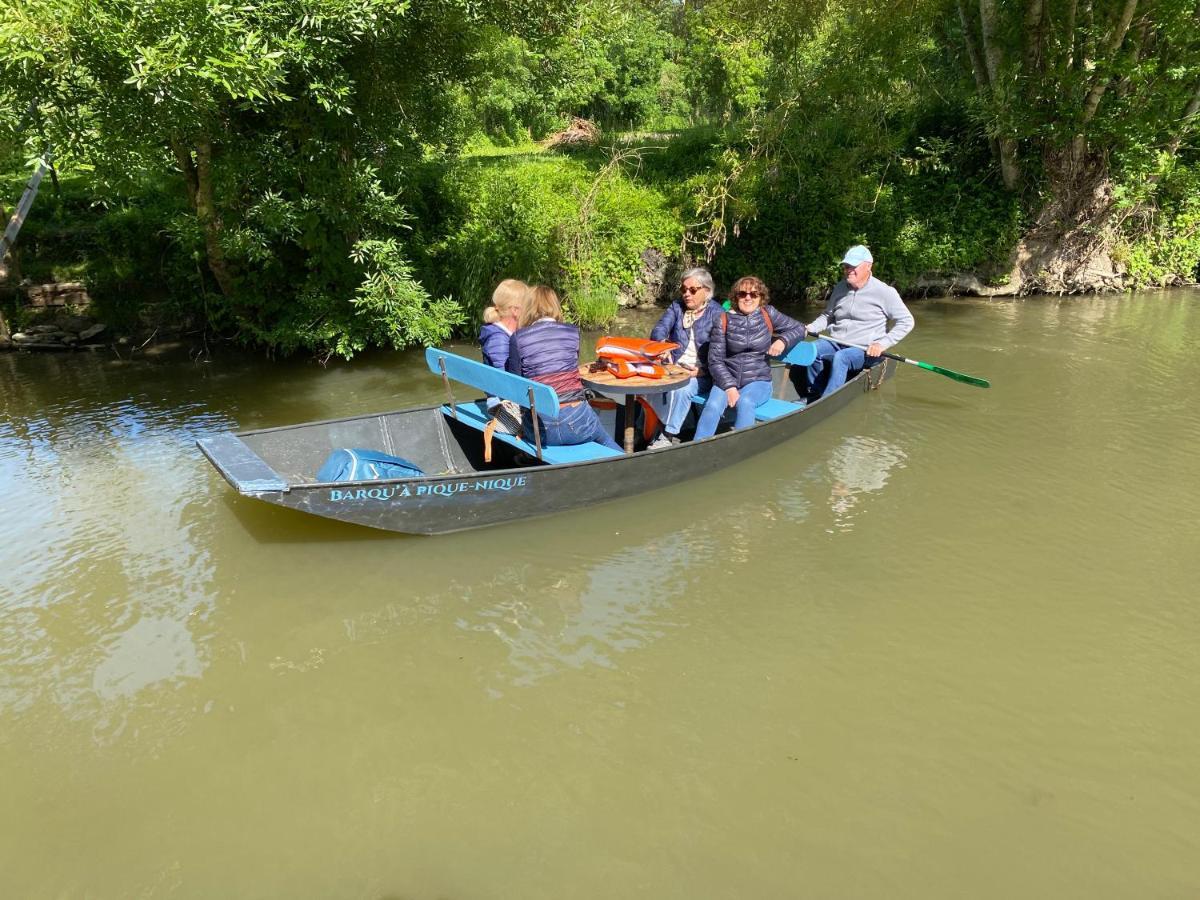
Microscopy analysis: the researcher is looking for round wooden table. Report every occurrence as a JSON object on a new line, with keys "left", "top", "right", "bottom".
{"left": 578, "top": 363, "right": 694, "bottom": 453}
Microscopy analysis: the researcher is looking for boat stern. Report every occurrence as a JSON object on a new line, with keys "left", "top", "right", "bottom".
{"left": 197, "top": 433, "right": 290, "bottom": 495}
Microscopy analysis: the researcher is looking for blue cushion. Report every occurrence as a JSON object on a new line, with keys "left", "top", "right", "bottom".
{"left": 751, "top": 398, "right": 803, "bottom": 420}
{"left": 443, "top": 403, "right": 623, "bottom": 464}
{"left": 690, "top": 394, "right": 803, "bottom": 422}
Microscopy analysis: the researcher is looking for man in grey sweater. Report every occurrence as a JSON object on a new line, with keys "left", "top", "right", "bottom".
{"left": 791, "top": 244, "right": 914, "bottom": 401}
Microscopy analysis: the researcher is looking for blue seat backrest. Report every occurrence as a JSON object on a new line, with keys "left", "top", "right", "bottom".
{"left": 425, "top": 348, "right": 560, "bottom": 418}
{"left": 777, "top": 341, "right": 817, "bottom": 366}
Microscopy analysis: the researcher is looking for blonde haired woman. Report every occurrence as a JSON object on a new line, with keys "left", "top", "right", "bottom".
{"left": 479, "top": 278, "right": 527, "bottom": 370}
{"left": 477, "top": 279, "right": 528, "bottom": 433}
{"left": 506, "top": 286, "right": 621, "bottom": 451}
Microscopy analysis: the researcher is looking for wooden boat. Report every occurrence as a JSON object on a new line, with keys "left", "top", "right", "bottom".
{"left": 198, "top": 347, "right": 896, "bottom": 535}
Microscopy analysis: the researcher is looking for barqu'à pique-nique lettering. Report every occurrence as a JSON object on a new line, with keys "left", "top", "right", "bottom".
{"left": 329, "top": 475, "right": 529, "bottom": 503}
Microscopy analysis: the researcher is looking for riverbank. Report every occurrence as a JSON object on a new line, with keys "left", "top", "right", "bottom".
{"left": 5, "top": 131, "right": 1200, "bottom": 359}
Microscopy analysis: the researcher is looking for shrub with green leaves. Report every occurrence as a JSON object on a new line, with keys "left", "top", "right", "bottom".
{"left": 413, "top": 152, "right": 682, "bottom": 325}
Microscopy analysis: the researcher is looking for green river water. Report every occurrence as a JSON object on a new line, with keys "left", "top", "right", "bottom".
{"left": 1, "top": 291, "right": 1198, "bottom": 898}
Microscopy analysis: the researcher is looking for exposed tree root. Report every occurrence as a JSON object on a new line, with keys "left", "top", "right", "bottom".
{"left": 917, "top": 158, "right": 1140, "bottom": 298}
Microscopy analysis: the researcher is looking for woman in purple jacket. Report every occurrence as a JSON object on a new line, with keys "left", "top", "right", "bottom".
{"left": 506, "top": 286, "right": 621, "bottom": 452}
{"left": 694, "top": 276, "right": 806, "bottom": 440}
{"left": 479, "top": 279, "right": 527, "bottom": 433}
{"left": 479, "top": 278, "right": 527, "bottom": 370}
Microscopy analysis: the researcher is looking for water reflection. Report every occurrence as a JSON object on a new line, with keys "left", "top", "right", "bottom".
{"left": 458, "top": 529, "right": 703, "bottom": 687}
{"left": 825, "top": 436, "right": 907, "bottom": 531}
{"left": 0, "top": 355, "right": 229, "bottom": 730}
{"left": 326, "top": 519, "right": 721, "bottom": 690}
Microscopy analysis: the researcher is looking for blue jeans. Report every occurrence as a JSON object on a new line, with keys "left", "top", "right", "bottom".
{"left": 658, "top": 374, "right": 711, "bottom": 437}
{"left": 694, "top": 379, "right": 773, "bottom": 439}
{"left": 526, "top": 401, "right": 622, "bottom": 451}
{"left": 791, "top": 338, "right": 883, "bottom": 400}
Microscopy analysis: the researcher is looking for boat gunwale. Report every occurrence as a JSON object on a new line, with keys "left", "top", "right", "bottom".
{"left": 234, "top": 366, "right": 877, "bottom": 492}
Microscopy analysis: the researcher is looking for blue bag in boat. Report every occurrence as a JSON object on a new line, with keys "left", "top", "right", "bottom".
{"left": 316, "top": 448, "right": 424, "bottom": 483}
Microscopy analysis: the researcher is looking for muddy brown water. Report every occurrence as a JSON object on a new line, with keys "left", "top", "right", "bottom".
{"left": 2, "top": 291, "right": 1198, "bottom": 897}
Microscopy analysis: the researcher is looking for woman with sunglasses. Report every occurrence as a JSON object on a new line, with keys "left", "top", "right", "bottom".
{"left": 693, "top": 276, "right": 806, "bottom": 440}
{"left": 646, "top": 267, "right": 725, "bottom": 448}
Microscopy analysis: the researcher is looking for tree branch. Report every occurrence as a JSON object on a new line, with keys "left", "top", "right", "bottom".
{"left": 1064, "top": 0, "right": 1078, "bottom": 69}
{"left": 1079, "top": 0, "right": 1139, "bottom": 128}
{"left": 957, "top": 0, "right": 990, "bottom": 95}
{"left": 1165, "top": 79, "right": 1200, "bottom": 157}
{"left": 1024, "top": 0, "right": 1045, "bottom": 74}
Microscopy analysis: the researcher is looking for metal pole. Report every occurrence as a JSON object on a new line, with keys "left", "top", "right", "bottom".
{"left": 1, "top": 154, "right": 52, "bottom": 257}
{"left": 528, "top": 388, "right": 543, "bottom": 462}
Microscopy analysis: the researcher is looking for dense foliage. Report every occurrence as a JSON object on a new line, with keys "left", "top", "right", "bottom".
{"left": 3, "top": 0, "right": 1199, "bottom": 355}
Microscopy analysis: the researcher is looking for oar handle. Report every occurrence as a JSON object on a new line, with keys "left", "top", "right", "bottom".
{"left": 811, "top": 334, "right": 990, "bottom": 388}
{"left": 813, "top": 334, "right": 898, "bottom": 361}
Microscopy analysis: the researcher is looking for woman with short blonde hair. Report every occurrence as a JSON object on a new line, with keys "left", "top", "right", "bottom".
{"left": 479, "top": 279, "right": 529, "bottom": 433}
{"left": 483, "top": 278, "right": 527, "bottom": 327}
{"left": 519, "top": 284, "right": 565, "bottom": 328}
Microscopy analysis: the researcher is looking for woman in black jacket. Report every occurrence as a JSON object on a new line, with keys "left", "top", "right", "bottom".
{"left": 694, "top": 276, "right": 806, "bottom": 440}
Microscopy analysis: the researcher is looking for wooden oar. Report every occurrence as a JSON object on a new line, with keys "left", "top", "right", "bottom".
{"left": 815, "top": 335, "right": 991, "bottom": 389}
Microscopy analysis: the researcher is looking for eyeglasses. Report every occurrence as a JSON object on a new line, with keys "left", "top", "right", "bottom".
{"left": 680, "top": 285, "right": 706, "bottom": 295}
{"left": 734, "top": 290, "right": 762, "bottom": 299}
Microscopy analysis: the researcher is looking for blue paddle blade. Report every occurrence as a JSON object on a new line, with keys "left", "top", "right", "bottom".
{"left": 777, "top": 341, "right": 817, "bottom": 366}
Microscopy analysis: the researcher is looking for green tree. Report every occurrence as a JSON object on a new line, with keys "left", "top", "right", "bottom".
{"left": 0, "top": 0, "right": 571, "bottom": 355}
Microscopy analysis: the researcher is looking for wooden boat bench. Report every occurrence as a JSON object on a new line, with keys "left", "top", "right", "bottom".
{"left": 425, "top": 348, "right": 624, "bottom": 465}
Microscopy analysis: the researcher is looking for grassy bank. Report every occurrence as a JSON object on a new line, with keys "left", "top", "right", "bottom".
{"left": 6, "top": 128, "right": 1200, "bottom": 354}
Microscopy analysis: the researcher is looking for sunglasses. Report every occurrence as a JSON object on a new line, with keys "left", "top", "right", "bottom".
{"left": 734, "top": 290, "right": 762, "bottom": 299}
{"left": 680, "top": 285, "right": 707, "bottom": 295}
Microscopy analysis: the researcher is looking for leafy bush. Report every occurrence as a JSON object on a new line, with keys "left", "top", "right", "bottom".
{"left": 1116, "top": 162, "right": 1200, "bottom": 287}
{"left": 563, "top": 282, "right": 621, "bottom": 329}
{"left": 412, "top": 151, "right": 682, "bottom": 323}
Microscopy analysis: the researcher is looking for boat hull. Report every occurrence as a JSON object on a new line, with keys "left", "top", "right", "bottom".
{"left": 199, "top": 360, "right": 895, "bottom": 534}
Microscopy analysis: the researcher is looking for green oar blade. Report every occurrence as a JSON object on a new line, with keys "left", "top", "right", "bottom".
{"left": 914, "top": 360, "right": 990, "bottom": 388}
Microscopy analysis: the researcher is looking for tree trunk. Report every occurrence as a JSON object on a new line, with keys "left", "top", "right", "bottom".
{"left": 0, "top": 199, "right": 18, "bottom": 290}
{"left": 1024, "top": 0, "right": 1045, "bottom": 73}
{"left": 1064, "top": 0, "right": 1078, "bottom": 69}
{"left": 170, "top": 136, "right": 236, "bottom": 298}
{"left": 1164, "top": 79, "right": 1200, "bottom": 158}
{"left": 957, "top": 0, "right": 990, "bottom": 96}
{"left": 998, "top": 139, "right": 1021, "bottom": 191}
{"left": 972, "top": 0, "right": 1023, "bottom": 190}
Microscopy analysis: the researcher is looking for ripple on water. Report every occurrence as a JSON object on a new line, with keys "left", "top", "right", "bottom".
{"left": 1, "top": 385, "right": 232, "bottom": 728}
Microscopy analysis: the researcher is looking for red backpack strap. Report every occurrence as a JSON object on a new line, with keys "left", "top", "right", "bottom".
{"left": 721, "top": 312, "right": 728, "bottom": 333}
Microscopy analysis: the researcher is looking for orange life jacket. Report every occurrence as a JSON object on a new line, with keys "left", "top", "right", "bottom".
{"left": 595, "top": 336, "right": 679, "bottom": 361}
{"left": 595, "top": 336, "right": 679, "bottom": 378}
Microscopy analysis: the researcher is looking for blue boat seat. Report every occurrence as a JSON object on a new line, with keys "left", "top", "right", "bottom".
{"left": 442, "top": 401, "right": 623, "bottom": 464}
{"left": 750, "top": 397, "right": 804, "bottom": 420}
{"left": 691, "top": 393, "right": 804, "bottom": 422}
{"left": 426, "top": 348, "right": 623, "bottom": 465}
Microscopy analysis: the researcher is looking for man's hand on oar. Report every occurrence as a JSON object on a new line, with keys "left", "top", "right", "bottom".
{"left": 814, "top": 335, "right": 991, "bottom": 389}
